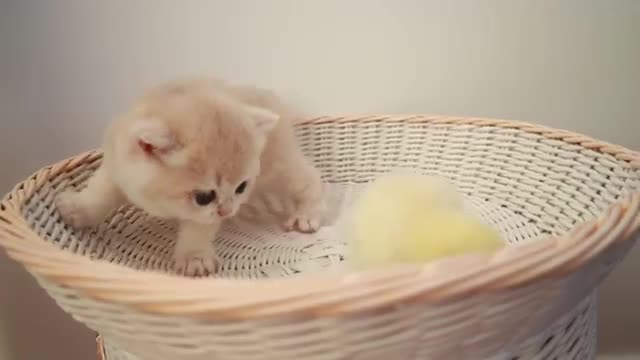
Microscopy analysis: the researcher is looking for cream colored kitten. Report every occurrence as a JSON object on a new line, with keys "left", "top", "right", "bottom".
{"left": 56, "top": 77, "right": 325, "bottom": 276}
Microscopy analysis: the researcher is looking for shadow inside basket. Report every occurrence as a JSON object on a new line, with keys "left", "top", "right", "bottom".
{"left": 22, "top": 175, "right": 547, "bottom": 281}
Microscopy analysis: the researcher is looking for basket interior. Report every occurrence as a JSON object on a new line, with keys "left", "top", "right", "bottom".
{"left": 20, "top": 120, "right": 639, "bottom": 279}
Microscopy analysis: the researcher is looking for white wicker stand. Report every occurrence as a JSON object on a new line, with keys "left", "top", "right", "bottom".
{"left": 1, "top": 115, "right": 638, "bottom": 360}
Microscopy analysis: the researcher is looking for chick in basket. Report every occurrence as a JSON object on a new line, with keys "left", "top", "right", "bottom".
{"left": 347, "top": 173, "right": 504, "bottom": 269}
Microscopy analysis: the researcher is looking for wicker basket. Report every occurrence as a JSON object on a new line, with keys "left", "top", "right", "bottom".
{"left": 1, "top": 115, "right": 639, "bottom": 360}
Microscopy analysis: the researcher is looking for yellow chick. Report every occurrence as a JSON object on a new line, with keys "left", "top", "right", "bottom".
{"left": 348, "top": 174, "right": 504, "bottom": 269}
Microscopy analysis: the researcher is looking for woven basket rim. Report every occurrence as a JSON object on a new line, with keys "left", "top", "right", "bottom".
{"left": 1, "top": 115, "right": 639, "bottom": 321}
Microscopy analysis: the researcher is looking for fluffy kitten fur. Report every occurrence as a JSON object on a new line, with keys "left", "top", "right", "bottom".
{"left": 56, "top": 77, "right": 325, "bottom": 276}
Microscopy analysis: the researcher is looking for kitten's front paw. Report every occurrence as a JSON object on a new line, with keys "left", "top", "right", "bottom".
{"left": 283, "top": 213, "right": 321, "bottom": 234}
{"left": 174, "top": 248, "right": 222, "bottom": 277}
{"left": 56, "top": 191, "right": 96, "bottom": 229}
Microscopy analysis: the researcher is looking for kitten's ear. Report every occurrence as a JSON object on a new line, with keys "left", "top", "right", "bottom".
{"left": 245, "top": 106, "right": 279, "bottom": 134}
{"left": 130, "top": 120, "right": 177, "bottom": 155}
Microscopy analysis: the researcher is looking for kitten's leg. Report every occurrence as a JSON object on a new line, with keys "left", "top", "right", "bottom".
{"left": 281, "top": 160, "right": 325, "bottom": 233}
{"left": 56, "top": 165, "right": 126, "bottom": 228}
{"left": 173, "top": 220, "right": 222, "bottom": 277}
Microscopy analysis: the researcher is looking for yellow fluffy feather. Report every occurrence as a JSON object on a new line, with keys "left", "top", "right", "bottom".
{"left": 348, "top": 174, "right": 504, "bottom": 268}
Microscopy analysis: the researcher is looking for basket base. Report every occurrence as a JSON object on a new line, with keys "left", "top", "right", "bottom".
{"left": 99, "top": 294, "right": 597, "bottom": 360}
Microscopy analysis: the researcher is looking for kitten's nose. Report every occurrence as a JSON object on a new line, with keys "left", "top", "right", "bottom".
{"left": 217, "top": 206, "right": 232, "bottom": 217}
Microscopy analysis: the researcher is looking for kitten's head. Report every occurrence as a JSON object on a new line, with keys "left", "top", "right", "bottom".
{"left": 120, "top": 79, "right": 279, "bottom": 223}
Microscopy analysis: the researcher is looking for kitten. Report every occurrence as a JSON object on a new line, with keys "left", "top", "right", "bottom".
{"left": 56, "top": 77, "right": 325, "bottom": 276}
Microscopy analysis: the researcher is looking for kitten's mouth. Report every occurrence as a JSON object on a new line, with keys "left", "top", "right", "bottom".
{"left": 217, "top": 207, "right": 234, "bottom": 218}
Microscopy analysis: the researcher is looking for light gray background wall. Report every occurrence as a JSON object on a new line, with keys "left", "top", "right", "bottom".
{"left": 1, "top": 1, "right": 638, "bottom": 359}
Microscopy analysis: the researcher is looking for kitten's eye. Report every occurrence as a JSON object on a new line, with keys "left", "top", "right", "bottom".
{"left": 235, "top": 181, "right": 248, "bottom": 194}
{"left": 194, "top": 190, "right": 216, "bottom": 206}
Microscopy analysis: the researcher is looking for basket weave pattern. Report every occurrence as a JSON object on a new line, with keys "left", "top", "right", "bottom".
{"left": 1, "top": 115, "right": 639, "bottom": 359}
